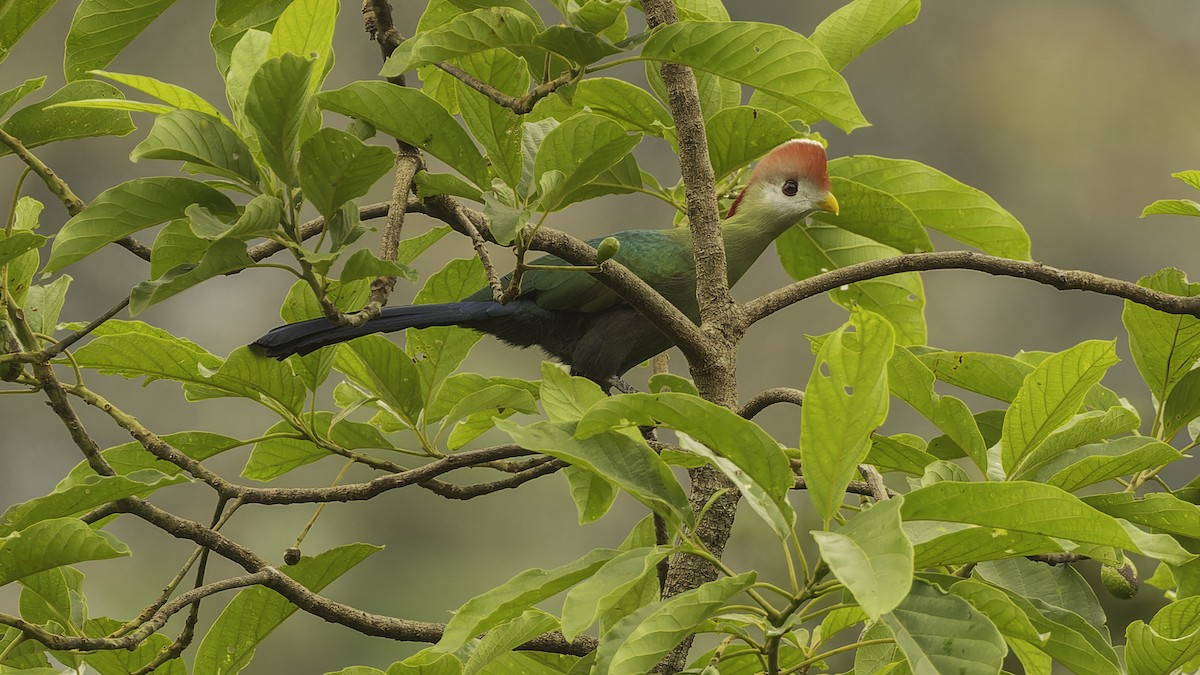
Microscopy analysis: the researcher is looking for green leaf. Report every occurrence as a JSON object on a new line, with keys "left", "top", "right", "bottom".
{"left": 319, "top": 81, "right": 488, "bottom": 187}
{"left": 63, "top": 431, "right": 240, "bottom": 484}
{"left": 194, "top": 544, "right": 380, "bottom": 675}
{"left": 1163, "top": 367, "right": 1200, "bottom": 441}
{"left": 577, "top": 392, "right": 794, "bottom": 538}
{"left": 63, "top": 0, "right": 178, "bottom": 81}
{"left": 338, "top": 249, "right": 416, "bottom": 283}
{"left": 0, "top": 80, "right": 134, "bottom": 158}
{"left": 0, "top": 471, "right": 187, "bottom": 537}
{"left": 0, "top": 1, "right": 56, "bottom": 65}
{"left": 1123, "top": 268, "right": 1200, "bottom": 404}
{"left": 1083, "top": 492, "right": 1200, "bottom": 539}
{"left": 46, "top": 176, "right": 236, "bottom": 274}
{"left": 0, "top": 518, "right": 129, "bottom": 586}
{"left": 434, "top": 548, "right": 620, "bottom": 653}
{"left": 336, "top": 335, "right": 425, "bottom": 425}
{"left": 198, "top": 346, "right": 306, "bottom": 416}
{"left": 81, "top": 617, "right": 185, "bottom": 675}
{"left": 882, "top": 581, "right": 1006, "bottom": 675}
{"left": 829, "top": 155, "right": 1032, "bottom": 260}
{"left": 529, "top": 77, "right": 673, "bottom": 141}
{"left": 131, "top": 109, "right": 259, "bottom": 186}
{"left": 902, "top": 481, "right": 1192, "bottom": 563}
{"left": 299, "top": 128, "right": 395, "bottom": 218}
{"left": 560, "top": 547, "right": 668, "bottom": 641}
{"left": 245, "top": 52, "right": 316, "bottom": 183}
{"left": 498, "top": 419, "right": 691, "bottom": 526}
{"left": 22, "top": 275, "right": 70, "bottom": 336}
{"left": 533, "top": 113, "right": 641, "bottom": 211}
{"left": 908, "top": 523, "right": 1065, "bottom": 568}
{"left": 778, "top": 221, "right": 926, "bottom": 345}
{"left": 0, "top": 231, "right": 46, "bottom": 267}
{"left": 820, "top": 176, "right": 933, "bottom": 253}
{"left": 149, "top": 219, "right": 207, "bottom": 279}
{"left": 243, "top": 413, "right": 395, "bottom": 480}
{"left": 888, "top": 347, "right": 986, "bottom": 469}
{"left": 539, "top": 361, "right": 606, "bottom": 422}
{"left": 0, "top": 77, "right": 46, "bottom": 118}
{"left": 267, "top": 0, "right": 338, "bottom": 90}
{"left": 74, "top": 319, "right": 223, "bottom": 385}
{"left": 130, "top": 238, "right": 256, "bottom": 314}
{"left": 441, "top": 384, "right": 538, "bottom": 435}
{"left": 868, "top": 434, "right": 937, "bottom": 475}
{"left": 414, "top": 171, "right": 485, "bottom": 201}
{"left": 407, "top": 257, "right": 487, "bottom": 397}
{"left": 948, "top": 579, "right": 1046, "bottom": 645}
{"left": 1039, "top": 436, "right": 1183, "bottom": 492}
{"left": 705, "top": 106, "right": 796, "bottom": 180}
{"left": 813, "top": 498, "right": 913, "bottom": 619}
{"left": 802, "top": 309, "right": 894, "bottom": 525}
{"left": 563, "top": 465, "right": 618, "bottom": 525}
{"left": 211, "top": 0, "right": 289, "bottom": 75}
{"left": 92, "top": 70, "right": 228, "bottom": 120}
{"left": 593, "top": 573, "right": 756, "bottom": 674}
{"left": 532, "top": 25, "right": 621, "bottom": 65}
{"left": 216, "top": 0, "right": 277, "bottom": 26}
{"left": 19, "top": 566, "right": 84, "bottom": 633}
{"left": 1002, "top": 340, "right": 1120, "bottom": 477}
{"left": 1141, "top": 199, "right": 1200, "bottom": 218}
{"left": 810, "top": 0, "right": 920, "bottom": 71}
{"left": 381, "top": 7, "right": 540, "bottom": 75}
{"left": 454, "top": 49, "right": 526, "bottom": 189}
{"left": 1126, "top": 597, "right": 1200, "bottom": 675}
{"left": 1172, "top": 170, "right": 1200, "bottom": 191}
{"left": 641, "top": 21, "right": 866, "bottom": 132}
{"left": 1007, "top": 405, "right": 1140, "bottom": 480}
{"left": 464, "top": 610, "right": 561, "bottom": 675}
{"left": 917, "top": 349, "right": 1033, "bottom": 403}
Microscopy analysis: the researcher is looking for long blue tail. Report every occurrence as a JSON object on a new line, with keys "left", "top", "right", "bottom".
{"left": 249, "top": 302, "right": 515, "bottom": 359}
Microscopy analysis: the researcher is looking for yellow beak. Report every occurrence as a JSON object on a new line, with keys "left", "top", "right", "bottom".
{"left": 819, "top": 192, "right": 840, "bottom": 215}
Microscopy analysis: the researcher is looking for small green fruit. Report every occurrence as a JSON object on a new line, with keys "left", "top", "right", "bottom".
{"left": 595, "top": 237, "right": 620, "bottom": 263}
{"left": 1100, "top": 562, "right": 1139, "bottom": 599}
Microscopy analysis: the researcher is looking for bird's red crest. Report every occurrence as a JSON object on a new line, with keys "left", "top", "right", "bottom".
{"left": 728, "top": 139, "right": 830, "bottom": 217}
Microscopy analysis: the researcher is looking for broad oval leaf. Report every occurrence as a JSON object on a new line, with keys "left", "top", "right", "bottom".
{"left": 595, "top": 572, "right": 755, "bottom": 675}
{"left": 0, "top": 1, "right": 56, "bottom": 65}
{"left": 802, "top": 308, "right": 895, "bottom": 524}
{"left": 830, "top": 155, "right": 1031, "bottom": 260}
{"left": 0, "top": 80, "right": 134, "bottom": 158}
{"left": 882, "top": 581, "right": 1007, "bottom": 675}
{"left": 0, "top": 518, "right": 129, "bottom": 586}
{"left": 319, "top": 81, "right": 488, "bottom": 187}
{"left": 381, "top": 7, "right": 540, "bottom": 75}
{"left": 0, "top": 471, "right": 187, "bottom": 537}
{"left": 267, "top": 0, "right": 338, "bottom": 90}
{"left": 130, "top": 238, "right": 256, "bottom": 315}
{"left": 1002, "top": 340, "right": 1119, "bottom": 477}
{"left": 299, "top": 127, "right": 396, "bottom": 218}
{"left": 810, "top": 0, "right": 921, "bottom": 71}
{"left": 529, "top": 77, "right": 673, "bottom": 141}
{"left": 46, "top": 177, "right": 236, "bottom": 274}
{"left": 1163, "top": 367, "right": 1200, "bottom": 441}
{"left": 533, "top": 113, "right": 641, "bottom": 211}
{"left": 705, "top": 106, "right": 797, "bottom": 180}
{"left": 1122, "top": 268, "right": 1200, "bottom": 405}
{"left": 245, "top": 52, "right": 316, "bottom": 183}
{"left": 560, "top": 546, "right": 669, "bottom": 641}
{"left": 813, "top": 498, "right": 913, "bottom": 619}
{"left": 642, "top": 21, "right": 866, "bottom": 132}
{"left": 131, "top": 109, "right": 259, "bottom": 186}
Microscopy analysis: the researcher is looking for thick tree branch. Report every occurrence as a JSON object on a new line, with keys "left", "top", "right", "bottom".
{"left": 741, "top": 250, "right": 1200, "bottom": 328}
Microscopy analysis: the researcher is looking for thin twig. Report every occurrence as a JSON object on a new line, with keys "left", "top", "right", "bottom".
{"left": 738, "top": 387, "right": 804, "bottom": 419}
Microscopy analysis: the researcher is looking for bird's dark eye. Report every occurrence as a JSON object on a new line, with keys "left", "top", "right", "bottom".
{"left": 782, "top": 179, "right": 798, "bottom": 197}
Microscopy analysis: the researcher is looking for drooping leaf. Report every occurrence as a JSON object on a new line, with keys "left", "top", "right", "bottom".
{"left": 802, "top": 309, "right": 894, "bottom": 524}
{"left": 813, "top": 498, "right": 913, "bottom": 619}
{"left": 453, "top": 49, "right": 526, "bottom": 189}
{"left": 810, "top": 0, "right": 920, "bottom": 71}
{"left": 433, "top": 548, "right": 620, "bottom": 654}
{"left": 1126, "top": 597, "right": 1200, "bottom": 675}
{"left": 63, "top": 0, "right": 179, "bottom": 81}
{"left": 642, "top": 21, "right": 866, "bottom": 132}
{"left": 299, "top": 127, "right": 395, "bottom": 218}
{"left": 267, "top": 0, "right": 337, "bottom": 90}
{"left": 0, "top": 1, "right": 57, "bottom": 65}
{"left": 245, "top": 52, "right": 316, "bottom": 183}
{"left": 46, "top": 176, "right": 236, "bottom": 274}
{"left": 1123, "top": 268, "right": 1200, "bottom": 405}
{"left": 0, "top": 518, "right": 129, "bottom": 586}
{"left": 882, "top": 581, "right": 1006, "bottom": 675}
{"left": 130, "top": 238, "right": 256, "bottom": 314}
{"left": 194, "top": 544, "right": 380, "bottom": 674}
{"left": 0, "top": 80, "right": 134, "bottom": 158}
{"left": 533, "top": 113, "right": 641, "bottom": 211}
{"left": 830, "top": 155, "right": 1031, "bottom": 260}
{"left": 92, "top": 70, "right": 229, "bottom": 120}
{"left": 593, "top": 573, "right": 756, "bottom": 675}
{"left": 319, "top": 81, "right": 488, "bottom": 186}
{"left": 887, "top": 347, "right": 987, "bottom": 469}
{"left": 131, "top": 109, "right": 259, "bottom": 186}
{"left": 1002, "top": 340, "right": 1119, "bottom": 477}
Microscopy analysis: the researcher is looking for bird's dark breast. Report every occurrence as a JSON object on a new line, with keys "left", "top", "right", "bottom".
{"left": 461, "top": 300, "right": 673, "bottom": 381}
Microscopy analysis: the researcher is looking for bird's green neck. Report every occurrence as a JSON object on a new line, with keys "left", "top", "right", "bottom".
{"left": 720, "top": 205, "right": 807, "bottom": 285}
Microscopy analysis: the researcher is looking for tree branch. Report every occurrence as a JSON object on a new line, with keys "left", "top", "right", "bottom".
{"left": 741, "top": 250, "right": 1200, "bottom": 328}
{"left": 738, "top": 387, "right": 804, "bottom": 419}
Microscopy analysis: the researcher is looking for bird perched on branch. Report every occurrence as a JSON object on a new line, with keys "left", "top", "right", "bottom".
{"left": 251, "top": 139, "right": 839, "bottom": 385}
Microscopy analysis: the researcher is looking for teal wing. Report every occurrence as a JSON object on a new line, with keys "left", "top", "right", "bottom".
{"left": 514, "top": 229, "right": 696, "bottom": 313}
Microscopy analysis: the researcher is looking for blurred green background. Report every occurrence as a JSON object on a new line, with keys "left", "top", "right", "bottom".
{"left": 3, "top": 1, "right": 1200, "bottom": 671}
